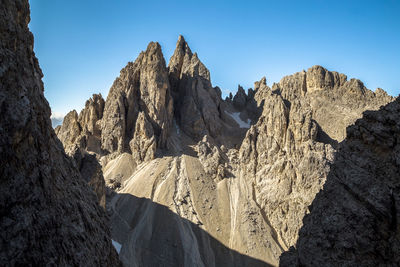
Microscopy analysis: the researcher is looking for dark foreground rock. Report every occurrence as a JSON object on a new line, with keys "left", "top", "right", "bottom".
{"left": 0, "top": 1, "right": 120, "bottom": 265}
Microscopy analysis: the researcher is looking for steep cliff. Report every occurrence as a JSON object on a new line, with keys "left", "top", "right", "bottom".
{"left": 280, "top": 98, "right": 400, "bottom": 266}
{"left": 55, "top": 94, "right": 107, "bottom": 207}
{"left": 100, "top": 42, "right": 173, "bottom": 158}
{"left": 168, "top": 35, "right": 224, "bottom": 140}
{"left": 238, "top": 66, "right": 393, "bottom": 250}
{"left": 0, "top": 1, "right": 120, "bottom": 265}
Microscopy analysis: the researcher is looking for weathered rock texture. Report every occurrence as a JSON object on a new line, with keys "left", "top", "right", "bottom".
{"left": 110, "top": 154, "right": 278, "bottom": 266}
{"left": 56, "top": 94, "right": 104, "bottom": 155}
{"left": 168, "top": 36, "right": 229, "bottom": 142}
{"left": 238, "top": 66, "right": 393, "bottom": 252}
{"left": 100, "top": 42, "right": 173, "bottom": 157}
{"left": 280, "top": 98, "right": 400, "bottom": 266}
{"left": 273, "top": 65, "right": 393, "bottom": 142}
{"left": 55, "top": 94, "right": 107, "bottom": 206}
{"left": 57, "top": 35, "right": 395, "bottom": 266}
{"left": 0, "top": 1, "right": 120, "bottom": 265}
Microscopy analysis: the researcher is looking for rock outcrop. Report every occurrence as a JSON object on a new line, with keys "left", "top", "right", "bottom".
{"left": 238, "top": 66, "right": 393, "bottom": 251}
{"left": 273, "top": 65, "right": 393, "bottom": 142}
{"left": 168, "top": 36, "right": 227, "bottom": 141}
{"left": 129, "top": 111, "right": 157, "bottom": 164}
{"left": 280, "top": 98, "right": 400, "bottom": 266}
{"left": 57, "top": 43, "right": 177, "bottom": 188}
{"left": 56, "top": 93, "right": 104, "bottom": 155}
{"left": 100, "top": 42, "right": 173, "bottom": 156}
{"left": 55, "top": 94, "right": 107, "bottom": 206}
{"left": 0, "top": 1, "right": 119, "bottom": 265}
{"left": 78, "top": 93, "right": 105, "bottom": 153}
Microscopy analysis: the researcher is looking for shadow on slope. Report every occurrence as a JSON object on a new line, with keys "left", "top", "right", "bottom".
{"left": 111, "top": 193, "right": 273, "bottom": 267}
{"left": 280, "top": 98, "right": 400, "bottom": 266}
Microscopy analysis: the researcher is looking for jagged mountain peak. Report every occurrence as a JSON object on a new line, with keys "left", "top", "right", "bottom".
{"left": 141, "top": 41, "right": 164, "bottom": 61}
{"left": 169, "top": 35, "right": 210, "bottom": 82}
{"left": 168, "top": 35, "right": 192, "bottom": 82}
{"left": 175, "top": 34, "right": 193, "bottom": 55}
{"left": 53, "top": 35, "right": 396, "bottom": 266}
{"left": 100, "top": 38, "right": 173, "bottom": 155}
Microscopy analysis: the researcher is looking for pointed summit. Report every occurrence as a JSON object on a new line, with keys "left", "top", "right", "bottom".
{"left": 100, "top": 40, "right": 173, "bottom": 155}
{"left": 168, "top": 35, "right": 210, "bottom": 84}
{"left": 168, "top": 35, "right": 192, "bottom": 87}
{"left": 176, "top": 35, "right": 192, "bottom": 54}
{"left": 167, "top": 36, "right": 224, "bottom": 141}
{"left": 144, "top": 41, "right": 164, "bottom": 60}
{"left": 176, "top": 35, "right": 190, "bottom": 51}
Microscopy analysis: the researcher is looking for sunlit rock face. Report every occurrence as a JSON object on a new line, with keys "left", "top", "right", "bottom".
{"left": 0, "top": 1, "right": 120, "bottom": 265}
{"left": 56, "top": 33, "right": 394, "bottom": 266}
{"left": 100, "top": 42, "right": 173, "bottom": 157}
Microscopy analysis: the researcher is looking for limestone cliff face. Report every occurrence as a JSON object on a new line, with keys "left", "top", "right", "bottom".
{"left": 56, "top": 94, "right": 107, "bottom": 207}
{"left": 168, "top": 36, "right": 226, "bottom": 141}
{"left": 56, "top": 109, "right": 82, "bottom": 154}
{"left": 238, "top": 66, "right": 393, "bottom": 250}
{"left": 129, "top": 111, "right": 157, "bottom": 164}
{"left": 280, "top": 98, "right": 400, "bottom": 266}
{"left": 0, "top": 1, "right": 119, "bottom": 265}
{"left": 57, "top": 43, "right": 175, "bottom": 191}
{"left": 100, "top": 42, "right": 173, "bottom": 157}
{"left": 78, "top": 93, "right": 105, "bottom": 153}
{"left": 56, "top": 93, "right": 104, "bottom": 155}
{"left": 239, "top": 90, "right": 335, "bottom": 249}
{"left": 274, "top": 65, "right": 393, "bottom": 142}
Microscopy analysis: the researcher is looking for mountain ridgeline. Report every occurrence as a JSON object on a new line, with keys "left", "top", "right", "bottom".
{"left": 55, "top": 34, "right": 398, "bottom": 266}
{"left": 1, "top": 0, "right": 398, "bottom": 265}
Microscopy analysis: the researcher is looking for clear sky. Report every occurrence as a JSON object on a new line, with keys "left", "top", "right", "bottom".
{"left": 29, "top": 0, "right": 400, "bottom": 119}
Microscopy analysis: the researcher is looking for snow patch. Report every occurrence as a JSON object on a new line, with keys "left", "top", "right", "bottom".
{"left": 174, "top": 119, "right": 181, "bottom": 136}
{"left": 225, "top": 111, "right": 251, "bottom": 128}
{"left": 112, "top": 239, "right": 122, "bottom": 254}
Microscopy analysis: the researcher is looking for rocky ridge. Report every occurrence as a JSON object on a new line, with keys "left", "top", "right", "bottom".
{"left": 56, "top": 35, "right": 394, "bottom": 266}
{"left": 280, "top": 98, "right": 400, "bottom": 266}
{"left": 0, "top": 0, "right": 119, "bottom": 265}
{"left": 238, "top": 65, "right": 393, "bottom": 250}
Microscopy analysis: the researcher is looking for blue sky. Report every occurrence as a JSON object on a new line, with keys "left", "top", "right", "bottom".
{"left": 29, "top": 0, "right": 400, "bottom": 118}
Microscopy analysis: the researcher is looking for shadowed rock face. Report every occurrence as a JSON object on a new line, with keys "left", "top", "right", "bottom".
{"left": 0, "top": 1, "right": 120, "bottom": 265}
{"left": 55, "top": 33, "right": 395, "bottom": 266}
{"left": 168, "top": 35, "right": 226, "bottom": 141}
{"left": 237, "top": 66, "right": 393, "bottom": 251}
{"left": 280, "top": 98, "right": 400, "bottom": 266}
